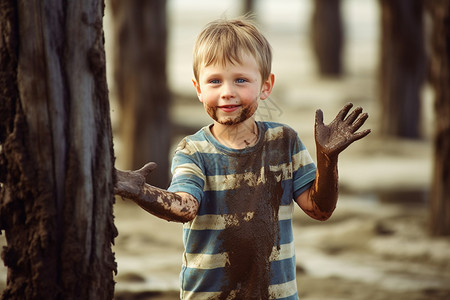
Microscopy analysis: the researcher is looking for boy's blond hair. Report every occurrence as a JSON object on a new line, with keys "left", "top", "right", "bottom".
{"left": 193, "top": 17, "right": 272, "bottom": 83}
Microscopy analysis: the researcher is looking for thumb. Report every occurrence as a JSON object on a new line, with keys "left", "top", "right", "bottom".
{"left": 137, "top": 162, "right": 158, "bottom": 177}
{"left": 315, "top": 109, "right": 324, "bottom": 127}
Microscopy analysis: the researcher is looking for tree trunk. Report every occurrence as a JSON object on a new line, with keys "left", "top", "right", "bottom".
{"left": 242, "top": 0, "right": 256, "bottom": 15}
{"left": 379, "top": 0, "right": 426, "bottom": 138}
{"left": 311, "top": 0, "right": 343, "bottom": 76}
{"left": 110, "top": 0, "right": 171, "bottom": 188}
{"left": 0, "top": 0, "right": 117, "bottom": 298}
{"left": 427, "top": 0, "right": 450, "bottom": 236}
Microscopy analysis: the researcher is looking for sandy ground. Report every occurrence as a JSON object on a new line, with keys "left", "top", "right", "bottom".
{"left": 2, "top": 0, "right": 450, "bottom": 299}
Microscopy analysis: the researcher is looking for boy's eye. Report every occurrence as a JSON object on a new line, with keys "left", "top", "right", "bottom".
{"left": 209, "top": 79, "right": 220, "bottom": 84}
{"left": 236, "top": 78, "right": 247, "bottom": 83}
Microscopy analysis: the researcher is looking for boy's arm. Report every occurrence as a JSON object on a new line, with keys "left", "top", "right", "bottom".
{"left": 296, "top": 103, "right": 370, "bottom": 221}
{"left": 115, "top": 162, "right": 199, "bottom": 223}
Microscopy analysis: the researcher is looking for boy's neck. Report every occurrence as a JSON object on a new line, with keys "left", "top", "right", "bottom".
{"left": 211, "top": 118, "right": 259, "bottom": 150}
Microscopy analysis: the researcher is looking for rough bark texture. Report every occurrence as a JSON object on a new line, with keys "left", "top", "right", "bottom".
{"left": 427, "top": 0, "right": 450, "bottom": 236}
{"left": 379, "top": 0, "right": 426, "bottom": 138}
{"left": 311, "top": 0, "right": 343, "bottom": 76}
{"left": 0, "top": 0, "right": 117, "bottom": 298}
{"left": 110, "top": 0, "right": 171, "bottom": 188}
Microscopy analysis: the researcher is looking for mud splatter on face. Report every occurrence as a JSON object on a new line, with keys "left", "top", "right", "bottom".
{"left": 205, "top": 101, "right": 258, "bottom": 126}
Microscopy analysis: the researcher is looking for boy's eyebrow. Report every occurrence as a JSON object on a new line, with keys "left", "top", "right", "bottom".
{"left": 231, "top": 72, "right": 259, "bottom": 80}
{"left": 202, "top": 73, "right": 222, "bottom": 80}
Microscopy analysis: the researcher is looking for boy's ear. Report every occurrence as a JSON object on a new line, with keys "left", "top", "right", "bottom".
{"left": 260, "top": 73, "right": 275, "bottom": 100}
{"left": 192, "top": 78, "right": 202, "bottom": 102}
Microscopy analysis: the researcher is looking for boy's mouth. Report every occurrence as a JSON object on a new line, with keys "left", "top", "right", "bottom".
{"left": 218, "top": 105, "right": 241, "bottom": 113}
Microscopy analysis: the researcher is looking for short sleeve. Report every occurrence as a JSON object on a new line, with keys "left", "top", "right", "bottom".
{"left": 167, "top": 138, "right": 206, "bottom": 204}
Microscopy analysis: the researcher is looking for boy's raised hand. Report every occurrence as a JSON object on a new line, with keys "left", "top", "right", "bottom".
{"left": 314, "top": 103, "right": 370, "bottom": 158}
{"left": 114, "top": 162, "right": 158, "bottom": 199}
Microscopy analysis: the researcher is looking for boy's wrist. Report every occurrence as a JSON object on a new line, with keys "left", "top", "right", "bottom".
{"left": 316, "top": 149, "right": 338, "bottom": 168}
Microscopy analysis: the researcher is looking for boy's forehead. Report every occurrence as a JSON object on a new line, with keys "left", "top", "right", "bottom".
{"left": 201, "top": 50, "right": 257, "bottom": 68}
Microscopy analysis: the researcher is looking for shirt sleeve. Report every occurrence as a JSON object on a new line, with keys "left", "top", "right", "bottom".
{"left": 167, "top": 138, "right": 206, "bottom": 204}
{"left": 292, "top": 134, "right": 317, "bottom": 199}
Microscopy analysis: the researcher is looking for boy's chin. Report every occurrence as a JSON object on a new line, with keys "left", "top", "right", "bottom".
{"left": 213, "top": 111, "right": 256, "bottom": 126}
{"left": 218, "top": 118, "right": 243, "bottom": 126}
{"left": 207, "top": 104, "right": 258, "bottom": 126}
{"left": 215, "top": 115, "right": 252, "bottom": 126}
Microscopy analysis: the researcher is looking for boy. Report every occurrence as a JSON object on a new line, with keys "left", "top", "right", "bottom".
{"left": 115, "top": 17, "right": 370, "bottom": 299}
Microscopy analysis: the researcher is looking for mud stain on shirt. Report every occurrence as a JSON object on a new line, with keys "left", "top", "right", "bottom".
{"left": 217, "top": 146, "right": 286, "bottom": 299}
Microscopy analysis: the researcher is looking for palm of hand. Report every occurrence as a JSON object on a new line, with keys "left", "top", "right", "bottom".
{"left": 315, "top": 103, "right": 370, "bottom": 158}
{"left": 114, "top": 162, "right": 157, "bottom": 198}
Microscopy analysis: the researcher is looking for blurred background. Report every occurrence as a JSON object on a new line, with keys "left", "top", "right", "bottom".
{"left": 2, "top": 0, "right": 450, "bottom": 299}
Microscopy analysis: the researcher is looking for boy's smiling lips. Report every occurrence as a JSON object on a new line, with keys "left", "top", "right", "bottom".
{"left": 218, "top": 104, "right": 241, "bottom": 113}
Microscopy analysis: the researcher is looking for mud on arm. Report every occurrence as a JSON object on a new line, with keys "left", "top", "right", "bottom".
{"left": 297, "top": 103, "right": 370, "bottom": 221}
{"left": 114, "top": 162, "right": 199, "bottom": 223}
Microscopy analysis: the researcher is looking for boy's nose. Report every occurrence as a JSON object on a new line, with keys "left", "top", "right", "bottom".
{"left": 220, "top": 82, "right": 236, "bottom": 99}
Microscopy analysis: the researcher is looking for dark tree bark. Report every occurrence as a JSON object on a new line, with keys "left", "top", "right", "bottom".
{"left": 427, "top": 0, "right": 450, "bottom": 236}
{"left": 0, "top": 0, "right": 117, "bottom": 298}
{"left": 110, "top": 0, "right": 171, "bottom": 188}
{"left": 311, "top": 0, "right": 344, "bottom": 76}
{"left": 379, "top": 0, "right": 426, "bottom": 138}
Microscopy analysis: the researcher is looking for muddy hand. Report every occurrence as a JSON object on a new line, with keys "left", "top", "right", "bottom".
{"left": 315, "top": 103, "right": 371, "bottom": 158}
{"left": 114, "top": 162, "right": 158, "bottom": 199}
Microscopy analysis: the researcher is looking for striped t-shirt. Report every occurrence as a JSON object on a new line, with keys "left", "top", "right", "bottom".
{"left": 168, "top": 121, "right": 316, "bottom": 299}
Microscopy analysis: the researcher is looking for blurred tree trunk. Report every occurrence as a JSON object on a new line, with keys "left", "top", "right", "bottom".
{"left": 0, "top": 0, "right": 117, "bottom": 298}
{"left": 311, "top": 0, "right": 343, "bottom": 76}
{"left": 379, "top": 0, "right": 426, "bottom": 138}
{"left": 427, "top": 0, "right": 450, "bottom": 236}
{"left": 110, "top": 0, "right": 171, "bottom": 188}
{"left": 243, "top": 0, "right": 256, "bottom": 15}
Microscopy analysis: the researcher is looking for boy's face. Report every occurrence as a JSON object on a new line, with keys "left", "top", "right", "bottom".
{"left": 193, "top": 53, "right": 274, "bottom": 126}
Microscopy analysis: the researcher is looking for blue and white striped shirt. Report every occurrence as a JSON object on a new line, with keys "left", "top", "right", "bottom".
{"left": 168, "top": 121, "right": 316, "bottom": 299}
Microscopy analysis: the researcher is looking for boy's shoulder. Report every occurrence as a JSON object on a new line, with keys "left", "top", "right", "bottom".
{"left": 173, "top": 125, "right": 211, "bottom": 154}
{"left": 260, "top": 121, "right": 296, "bottom": 132}
{"left": 258, "top": 121, "right": 299, "bottom": 140}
